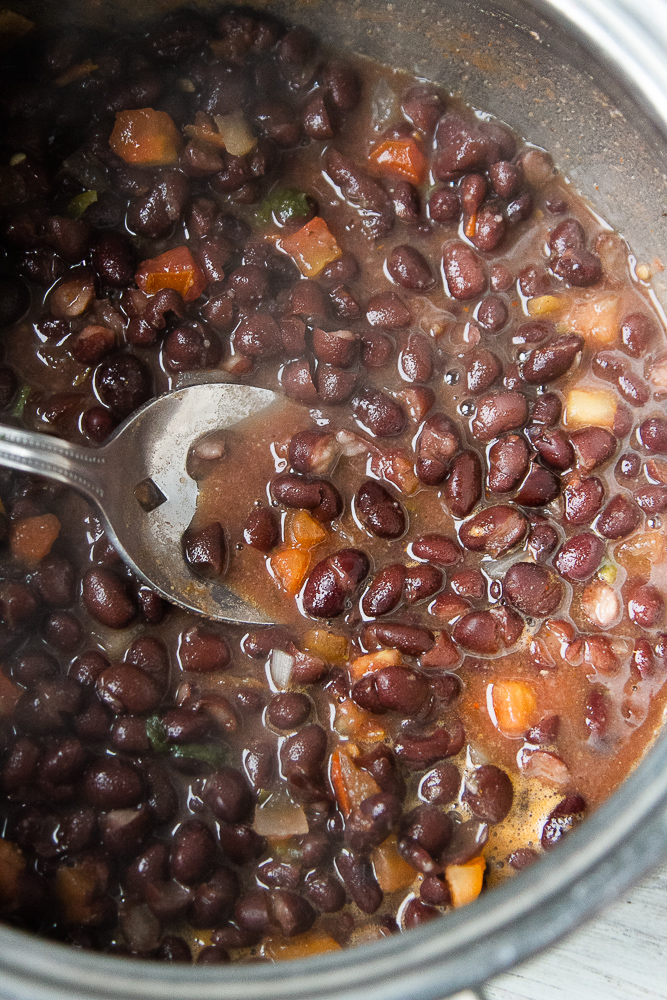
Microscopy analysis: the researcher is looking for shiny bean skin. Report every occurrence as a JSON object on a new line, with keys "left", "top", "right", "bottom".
{"left": 302, "top": 549, "right": 369, "bottom": 618}
{"left": 463, "top": 765, "right": 513, "bottom": 823}
{"left": 355, "top": 480, "right": 406, "bottom": 539}
{"left": 362, "top": 564, "right": 406, "bottom": 617}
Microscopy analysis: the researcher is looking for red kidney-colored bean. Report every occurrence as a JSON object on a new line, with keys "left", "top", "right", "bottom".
{"left": 453, "top": 606, "right": 524, "bottom": 655}
{"left": 363, "top": 622, "right": 435, "bottom": 657}
{"left": 541, "top": 794, "right": 587, "bottom": 850}
{"left": 513, "top": 465, "right": 560, "bottom": 506}
{"left": 488, "top": 435, "right": 530, "bottom": 492}
{"left": 471, "top": 390, "right": 528, "bottom": 442}
{"left": 563, "top": 475, "right": 604, "bottom": 525}
{"left": 82, "top": 568, "right": 136, "bottom": 629}
{"left": 179, "top": 626, "right": 230, "bottom": 673}
{"left": 416, "top": 413, "right": 460, "bottom": 485}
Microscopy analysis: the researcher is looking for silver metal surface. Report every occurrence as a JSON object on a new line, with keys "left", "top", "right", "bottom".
{"left": 0, "top": 383, "right": 277, "bottom": 624}
{"left": 2, "top": 0, "right": 667, "bottom": 997}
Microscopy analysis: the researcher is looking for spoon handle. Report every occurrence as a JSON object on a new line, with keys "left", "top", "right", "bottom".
{"left": 0, "top": 425, "right": 106, "bottom": 503}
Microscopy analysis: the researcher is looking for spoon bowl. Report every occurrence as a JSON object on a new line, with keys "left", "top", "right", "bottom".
{"left": 0, "top": 382, "right": 278, "bottom": 624}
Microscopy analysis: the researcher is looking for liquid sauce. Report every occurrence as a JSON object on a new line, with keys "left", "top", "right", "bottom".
{"left": 0, "top": 4, "right": 666, "bottom": 965}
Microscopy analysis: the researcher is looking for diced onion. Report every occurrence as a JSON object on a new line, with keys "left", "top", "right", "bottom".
{"left": 270, "top": 648, "right": 294, "bottom": 690}
{"left": 213, "top": 113, "right": 257, "bottom": 157}
{"left": 253, "top": 798, "right": 309, "bottom": 838}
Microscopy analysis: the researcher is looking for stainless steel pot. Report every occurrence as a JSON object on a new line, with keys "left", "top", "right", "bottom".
{"left": 2, "top": 2, "right": 667, "bottom": 997}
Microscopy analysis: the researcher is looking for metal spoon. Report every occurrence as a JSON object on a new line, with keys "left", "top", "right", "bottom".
{"left": 0, "top": 381, "right": 279, "bottom": 625}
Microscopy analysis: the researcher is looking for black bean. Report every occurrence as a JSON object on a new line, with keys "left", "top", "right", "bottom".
{"left": 267, "top": 693, "right": 311, "bottom": 730}
{"left": 386, "top": 245, "right": 434, "bottom": 290}
{"left": 95, "top": 354, "right": 151, "bottom": 419}
{"left": 303, "top": 870, "right": 346, "bottom": 912}
{"left": 355, "top": 480, "right": 406, "bottom": 539}
{"left": 366, "top": 291, "right": 412, "bottom": 329}
{"left": 628, "top": 584, "right": 664, "bottom": 628}
{"left": 271, "top": 473, "right": 342, "bottom": 524}
{"left": 459, "top": 505, "right": 527, "bottom": 558}
{"left": 444, "top": 451, "right": 482, "bottom": 518}
{"left": 190, "top": 867, "right": 239, "bottom": 928}
{"left": 243, "top": 507, "right": 279, "bottom": 552}
{"left": 416, "top": 412, "right": 459, "bottom": 485}
{"left": 171, "top": 820, "right": 216, "bottom": 885}
{"left": 429, "top": 188, "right": 460, "bottom": 223}
{"left": 471, "top": 391, "right": 528, "bottom": 442}
{"left": 420, "top": 764, "right": 460, "bottom": 805}
{"left": 82, "top": 568, "right": 136, "bottom": 629}
{"left": 597, "top": 494, "right": 641, "bottom": 539}
{"left": 522, "top": 335, "right": 584, "bottom": 384}
{"left": 513, "top": 465, "right": 560, "bottom": 506}
{"left": 453, "top": 606, "right": 523, "bottom": 655}
{"left": 303, "top": 549, "right": 369, "bottom": 618}
{"left": 354, "top": 391, "right": 406, "bottom": 438}
{"left": 541, "top": 794, "right": 586, "bottom": 850}
{"left": 97, "top": 664, "right": 161, "bottom": 715}
{"left": 336, "top": 851, "right": 383, "bottom": 914}
{"left": 362, "top": 564, "right": 406, "bottom": 617}
{"left": 555, "top": 533, "right": 605, "bottom": 582}
{"left": 183, "top": 522, "right": 226, "bottom": 578}
{"left": 442, "top": 241, "right": 487, "bottom": 300}
{"left": 344, "top": 792, "right": 401, "bottom": 851}
{"left": 487, "top": 435, "right": 529, "bottom": 493}
{"left": 179, "top": 626, "right": 230, "bottom": 673}
{"left": 321, "top": 60, "right": 361, "bottom": 111}
{"left": 312, "top": 328, "right": 357, "bottom": 368}
{"left": 563, "top": 475, "right": 604, "bottom": 525}
{"left": 434, "top": 113, "right": 515, "bottom": 178}
{"left": 82, "top": 757, "right": 143, "bottom": 809}
{"left": 91, "top": 232, "right": 135, "bottom": 288}
{"left": 441, "top": 819, "right": 489, "bottom": 866}
{"left": 394, "top": 722, "right": 463, "bottom": 769}
{"left": 621, "top": 313, "right": 657, "bottom": 357}
{"left": 404, "top": 564, "right": 443, "bottom": 604}
{"left": 527, "top": 427, "right": 574, "bottom": 471}
{"left": 324, "top": 148, "right": 394, "bottom": 238}
{"left": 399, "top": 332, "right": 433, "bottom": 384}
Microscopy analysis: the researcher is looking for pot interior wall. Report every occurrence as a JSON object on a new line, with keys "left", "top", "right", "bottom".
{"left": 10, "top": 0, "right": 667, "bottom": 310}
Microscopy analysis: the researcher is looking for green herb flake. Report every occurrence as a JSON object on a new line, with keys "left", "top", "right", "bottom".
{"left": 145, "top": 714, "right": 168, "bottom": 754}
{"left": 11, "top": 384, "right": 31, "bottom": 419}
{"left": 67, "top": 189, "right": 98, "bottom": 219}
{"left": 597, "top": 560, "right": 617, "bottom": 585}
{"left": 170, "top": 743, "right": 227, "bottom": 770}
{"left": 256, "top": 188, "right": 310, "bottom": 226}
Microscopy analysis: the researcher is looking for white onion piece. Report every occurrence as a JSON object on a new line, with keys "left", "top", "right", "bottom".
{"left": 253, "top": 798, "right": 309, "bottom": 838}
{"left": 120, "top": 903, "right": 161, "bottom": 953}
{"left": 270, "top": 648, "right": 294, "bottom": 690}
{"left": 336, "top": 429, "right": 369, "bottom": 458}
{"left": 213, "top": 113, "right": 257, "bottom": 156}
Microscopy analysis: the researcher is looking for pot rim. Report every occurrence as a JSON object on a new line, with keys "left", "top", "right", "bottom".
{"left": 2, "top": 1, "right": 667, "bottom": 997}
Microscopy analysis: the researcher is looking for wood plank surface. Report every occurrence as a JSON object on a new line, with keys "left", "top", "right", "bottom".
{"left": 483, "top": 863, "right": 667, "bottom": 999}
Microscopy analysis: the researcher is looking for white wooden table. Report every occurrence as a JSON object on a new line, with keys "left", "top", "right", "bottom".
{"left": 480, "top": 862, "right": 667, "bottom": 999}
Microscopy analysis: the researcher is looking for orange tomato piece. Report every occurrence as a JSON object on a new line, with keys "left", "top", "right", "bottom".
{"left": 369, "top": 138, "right": 426, "bottom": 184}
{"left": 302, "top": 629, "right": 349, "bottom": 663}
{"left": 10, "top": 513, "right": 60, "bottom": 566}
{"left": 263, "top": 931, "right": 342, "bottom": 961}
{"left": 287, "top": 509, "right": 327, "bottom": 549}
{"left": 445, "top": 855, "right": 485, "bottom": 908}
{"left": 372, "top": 835, "right": 416, "bottom": 893}
{"left": 330, "top": 745, "right": 380, "bottom": 816}
{"left": 109, "top": 108, "right": 181, "bottom": 166}
{"left": 490, "top": 679, "right": 538, "bottom": 736}
{"left": 135, "top": 246, "right": 206, "bottom": 303}
{"left": 334, "top": 698, "right": 387, "bottom": 742}
{"left": 270, "top": 547, "right": 310, "bottom": 594}
{"left": 0, "top": 839, "right": 25, "bottom": 904}
{"left": 56, "top": 862, "right": 103, "bottom": 925}
{"left": 349, "top": 647, "right": 401, "bottom": 682}
{"left": 0, "top": 672, "right": 21, "bottom": 717}
{"left": 279, "top": 217, "right": 342, "bottom": 277}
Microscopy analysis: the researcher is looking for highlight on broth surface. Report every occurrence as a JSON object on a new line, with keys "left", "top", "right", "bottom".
{"left": 0, "top": 2, "right": 665, "bottom": 964}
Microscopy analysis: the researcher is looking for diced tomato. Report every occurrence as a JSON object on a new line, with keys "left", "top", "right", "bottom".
{"left": 135, "top": 246, "right": 206, "bottom": 303}
{"left": 372, "top": 835, "right": 416, "bottom": 892}
{"left": 9, "top": 513, "right": 60, "bottom": 566}
{"left": 270, "top": 547, "right": 310, "bottom": 594}
{"left": 303, "top": 629, "right": 349, "bottom": 663}
{"left": 445, "top": 855, "right": 485, "bottom": 908}
{"left": 334, "top": 698, "right": 387, "bottom": 742}
{"left": 0, "top": 672, "right": 21, "bottom": 717}
{"left": 287, "top": 510, "right": 327, "bottom": 549}
{"left": 0, "top": 839, "right": 24, "bottom": 905}
{"left": 349, "top": 647, "right": 401, "bottom": 682}
{"left": 330, "top": 745, "right": 380, "bottom": 816}
{"left": 278, "top": 217, "right": 342, "bottom": 278}
{"left": 369, "top": 137, "right": 426, "bottom": 185}
{"left": 263, "top": 931, "right": 342, "bottom": 961}
{"left": 110, "top": 109, "right": 181, "bottom": 166}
